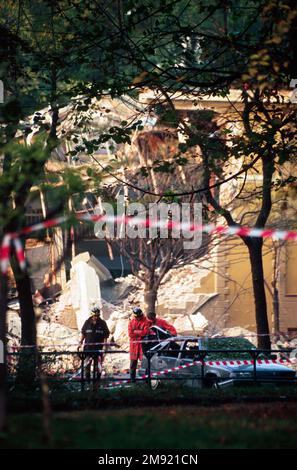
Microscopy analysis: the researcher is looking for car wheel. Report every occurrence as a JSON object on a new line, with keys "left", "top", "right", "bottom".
{"left": 150, "top": 379, "right": 161, "bottom": 390}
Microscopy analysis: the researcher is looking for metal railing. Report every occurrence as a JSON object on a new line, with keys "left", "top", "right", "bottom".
{"left": 6, "top": 344, "right": 297, "bottom": 392}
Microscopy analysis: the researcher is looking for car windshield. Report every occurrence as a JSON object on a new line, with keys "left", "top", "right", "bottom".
{"left": 203, "top": 337, "right": 257, "bottom": 360}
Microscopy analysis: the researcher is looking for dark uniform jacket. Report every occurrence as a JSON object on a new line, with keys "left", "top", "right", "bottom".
{"left": 81, "top": 317, "right": 110, "bottom": 351}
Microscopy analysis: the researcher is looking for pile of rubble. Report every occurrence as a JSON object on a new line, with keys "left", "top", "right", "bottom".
{"left": 114, "top": 260, "right": 216, "bottom": 318}
{"left": 7, "top": 250, "right": 297, "bottom": 374}
{"left": 51, "top": 259, "right": 211, "bottom": 351}
{"left": 6, "top": 308, "right": 80, "bottom": 374}
{"left": 7, "top": 309, "right": 79, "bottom": 351}
{"left": 218, "top": 326, "right": 297, "bottom": 352}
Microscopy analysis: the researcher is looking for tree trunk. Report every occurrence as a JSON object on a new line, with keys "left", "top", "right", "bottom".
{"left": 11, "top": 248, "right": 37, "bottom": 385}
{"left": 144, "top": 287, "right": 158, "bottom": 315}
{"left": 273, "top": 286, "right": 280, "bottom": 338}
{"left": 246, "top": 239, "right": 271, "bottom": 350}
{"left": 271, "top": 242, "right": 281, "bottom": 339}
{"left": 12, "top": 264, "right": 36, "bottom": 347}
{"left": 0, "top": 273, "right": 8, "bottom": 432}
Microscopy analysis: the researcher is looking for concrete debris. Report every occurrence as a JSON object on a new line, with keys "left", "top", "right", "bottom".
{"left": 36, "top": 321, "right": 79, "bottom": 349}
{"left": 7, "top": 310, "right": 21, "bottom": 340}
{"left": 70, "top": 260, "right": 102, "bottom": 329}
{"left": 89, "top": 255, "right": 113, "bottom": 283}
{"left": 6, "top": 309, "right": 79, "bottom": 351}
{"left": 113, "top": 318, "right": 130, "bottom": 344}
{"left": 104, "top": 352, "right": 130, "bottom": 374}
{"left": 73, "top": 252, "right": 113, "bottom": 283}
{"left": 110, "top": 260, "right": 216, "bottom": 318}
{"left": 173, "top": 312, "right": 209, "bottom": 335}
{"left": 58, "top": 306, "right": 77, "bottom": 330}
{"left": 288, "top": 338, "right": 297, "bottom": 348}
{"left": 55, "top": 281, "right": 77, "bottom": 328}
{"left": 7, "top": 252, "right": 297, "bottom": 375}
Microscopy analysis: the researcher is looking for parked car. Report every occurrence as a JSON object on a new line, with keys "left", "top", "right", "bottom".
{"left": 139, "top": 335, "right": 296, "bottom": 389}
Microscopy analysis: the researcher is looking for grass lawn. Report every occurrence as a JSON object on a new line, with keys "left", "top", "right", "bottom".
{"left": 1, "top": 401, "right": 297, "bottom": 449}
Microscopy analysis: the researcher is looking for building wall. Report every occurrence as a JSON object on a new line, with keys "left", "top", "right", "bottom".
{"left": 196, "top": 238, "right": 297, "bottom": 334}
{"left": 279, "top": 243, "right": 297, "bottom": 334}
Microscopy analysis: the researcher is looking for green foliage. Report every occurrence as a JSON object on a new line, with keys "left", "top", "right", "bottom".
{"left": 0, "top": 0, "right": 296, "bottom": 230}
{"left": 0, "top": 137, "right": 49, "bottom": 229}
{"left": 204, "top": 337, "right": 256, "bottom": 360}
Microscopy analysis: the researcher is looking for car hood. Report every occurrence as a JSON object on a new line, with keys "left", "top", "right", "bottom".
{"left": 215, "top": 362, "right": 294, "bottom": 373}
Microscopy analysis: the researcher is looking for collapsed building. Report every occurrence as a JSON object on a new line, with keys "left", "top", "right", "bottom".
{"left": 7, "top": 89, "right": 297, "bottom": 353}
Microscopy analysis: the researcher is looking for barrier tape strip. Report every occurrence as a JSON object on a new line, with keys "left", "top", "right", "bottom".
{"left": 12, "top": 237, "right": 27, "bottom": 270}
{"left": 103, "top": 360, "right": 201, "bottom": 389}
{"left": 68, "top": 358, "right": 92, "bottom": 382}
{"left": 102, "top": 357, "right": 295, "bottom": 389}
{"left": 108, "top": 355, "right": 297, "bottom": 376}
{"left": 20, "top": 353, "right": 294, "bottom": 381}
{"left": 8, "top": 356, "right": 294, "bottom": 388}
{"left": 2, "top": 212, "right": 297, "bottom": 273}
{"left": 6, "top": 338, "right": 161, "bottom": 350}
{"left": 6, "top": 334, "right": 297, "bottom": 350}
{"left": 7, "top": 327, "right": 297, "bottom": 350}
{"left": 0, "top": 234, "right": 11, "bottom": 274}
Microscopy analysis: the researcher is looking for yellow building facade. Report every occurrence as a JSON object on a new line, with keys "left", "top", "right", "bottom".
{"left": 195, "top": 237, "right": 297, "bottom": 336}
{"left": 139, "top": 89, "right": 297, "bottom": 336}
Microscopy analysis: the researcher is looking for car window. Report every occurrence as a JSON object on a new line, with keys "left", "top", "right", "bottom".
{"left": 180, "top": 340, "right": 199, "bottom": 359}
{"left": 160, "top": 341, "right": 181, "bottom": 358}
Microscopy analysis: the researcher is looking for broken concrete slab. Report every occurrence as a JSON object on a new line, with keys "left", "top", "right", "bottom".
{"left": 173, "top": 312, "right": 208, "bottom": 335}
{"left": 58, "top": 307, "right": 78, "bottom": 330}
{"left": 72, "top": 252, "right": 113, "bottom": 283}
{"left": 7, "top": 310, "right": 21, "bottom": 340}
{"left": 70, "top": 260, "right": 102, "bottom": 329}
{"left": 88, "top": 255, "right": 113, "bottom": 283}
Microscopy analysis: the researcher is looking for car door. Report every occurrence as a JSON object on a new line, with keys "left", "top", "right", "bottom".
{"left": 177, "top": 340, "right": 202, "bottom": 386}
{"left": 150, "top": 340, "right": 181, "bottom": 377}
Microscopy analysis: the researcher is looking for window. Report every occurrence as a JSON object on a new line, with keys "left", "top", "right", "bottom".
{"left": 161, "top": 341, "right": 181, "bottom": 358}
{"left": 180, "top": 341, "right": 199, "bottom": 359}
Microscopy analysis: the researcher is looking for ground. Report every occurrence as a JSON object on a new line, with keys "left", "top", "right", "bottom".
{"left": 2, "top": 401, "right": 297, "bottom": 449}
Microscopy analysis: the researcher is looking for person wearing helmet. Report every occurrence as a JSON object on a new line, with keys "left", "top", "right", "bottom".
{"left": 147, "top": 311, "right": 177, "bottom": 337}
{"left": 142, "top": 312, "right": 177, "bottom": 358}
{"left": 78, "top": 307, "right": 110, "bottom": 382}
{"left": 128, "top": 307, "right": 150, "bottom": 383}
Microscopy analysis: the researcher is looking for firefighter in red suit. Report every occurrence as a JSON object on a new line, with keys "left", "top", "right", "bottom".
{"left": 147, "top": 311, "right": 177, "bottom": 336}
{"left": 128, "top": 307, "right": 150, "bottom": 382}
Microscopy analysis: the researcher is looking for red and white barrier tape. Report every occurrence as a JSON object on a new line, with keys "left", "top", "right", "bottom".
{"left": 0, "top": 234, "right": 11, "bottom": 274}
{"left": 6, "top": 338, "right": 158, "bottom": 350}
{"left": 6, "top": 334, "right": 297, "bottom": 351}
{"left": 205, "top": 357, "right": 292, "bottom": 366}
{"left": 103, "top": 357, "right": 294, "bottom": 389}
{"left": 2, "top": 212, "right": 297, "bottom": 273}
{"left": 12, "top": 237, "right": 26, "bottom": 270}
{"left": 108, "top": 356, "right": 296, "bottom": 377}
{"left": 9, "top": 355, "right": 294, "bottom": 388}
{"left": 103, "top": 361, "right": 201, "bottom": 389}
